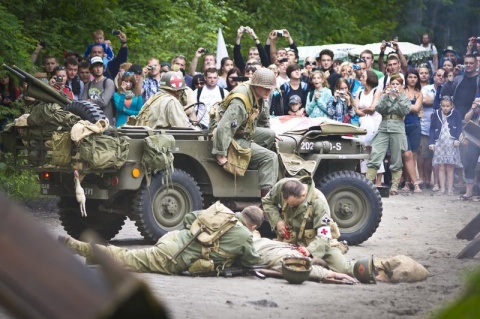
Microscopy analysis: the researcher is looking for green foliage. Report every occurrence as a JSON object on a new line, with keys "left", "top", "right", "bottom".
{"left": 433, "top": 266, "right": 480, "bottom": 318}
{"left": 0, "top": 154, "right": 39, "bottom": 200}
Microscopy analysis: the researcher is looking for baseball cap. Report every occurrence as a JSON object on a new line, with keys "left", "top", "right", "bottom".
{"left": 289, "top": 95, "right": 302, "bottom": 105}
{"left": 90, "top": 56, "right": 104, "bottom": 66}
{"left": 128, "top": 64, "right": 143, "bottom": 75}
{"left": 443, "top": 47, "right": 457, "bottom": 56}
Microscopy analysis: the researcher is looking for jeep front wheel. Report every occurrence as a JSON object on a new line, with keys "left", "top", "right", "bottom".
{"left": 131, "top": 170, "right": 203, "bottom": 243}
{"left": 317, "top": 170, "right": 383, "bottom": 245}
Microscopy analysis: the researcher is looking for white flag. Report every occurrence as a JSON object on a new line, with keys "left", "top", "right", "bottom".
{"left": 216, "top": 28, "right": 229, "bottom": 69}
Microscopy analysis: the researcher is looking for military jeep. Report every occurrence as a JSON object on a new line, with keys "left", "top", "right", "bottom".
{"left": 2, "top": 65, "right": 382, "bottom": 246}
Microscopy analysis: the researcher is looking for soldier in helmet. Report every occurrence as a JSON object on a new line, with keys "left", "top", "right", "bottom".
{"left": 262, "top": 177, "right": 377, "bottom": 283}
{"left": 212, "top": 68, "right": 279, "bottom": 197}
{"left": 136, "top": 71, "right": 193, "bottom": 129}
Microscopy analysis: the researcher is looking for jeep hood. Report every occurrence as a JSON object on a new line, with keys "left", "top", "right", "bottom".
{"left": 270, "top": 115, "right": 367, "bottom": 135}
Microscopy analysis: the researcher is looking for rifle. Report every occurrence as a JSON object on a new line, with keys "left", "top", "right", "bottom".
{"left": 182, "top": 266, "right": 266, "bottom": 279}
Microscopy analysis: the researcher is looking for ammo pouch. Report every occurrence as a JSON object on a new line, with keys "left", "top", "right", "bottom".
{"left": 279, "top": 153, "right": 316, "bottom": 178}
{"left": 223, "top": 139, "right": 252, "bottom": 177}
{"left": 51, "top": 131, "right": 72, "bottom": 167}
{"left": 78, "top": 134, "right": 129, "bottom": 170}
{"left": 187, "top": 259, "right": 215, "bottom": 275}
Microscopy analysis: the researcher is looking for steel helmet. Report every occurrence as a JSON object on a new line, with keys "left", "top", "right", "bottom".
{"left": 250, "top": 68, "right": 276, "bottom": 90}
{"left": 281, "top": 256, "right": 312, "bottom": 284}
{"left": 353, "top": 255, "right": 377, "bottom": 284}
{"left": 160, "top": 71, "right": 186, "bottom": 91}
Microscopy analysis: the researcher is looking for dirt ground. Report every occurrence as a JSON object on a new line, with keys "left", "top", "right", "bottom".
{"left": 3, "top": 191, "right": 480, "bottom": 319}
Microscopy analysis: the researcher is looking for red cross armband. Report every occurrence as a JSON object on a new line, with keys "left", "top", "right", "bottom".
{"left": 317, "top": 226, "right": 332, "bottom": 239}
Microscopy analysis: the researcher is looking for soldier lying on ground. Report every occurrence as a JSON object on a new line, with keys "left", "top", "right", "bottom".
{"left": 59, "top": 204, "right": 264, "bottom": 274}
{"left": 252, "top": 236, "right": 358, "bottom": 284}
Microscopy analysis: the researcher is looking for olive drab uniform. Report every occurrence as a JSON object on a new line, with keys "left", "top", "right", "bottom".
{"left": 253, "top": 237, "right": 331, "bottom": 281}
{"left": 262, "top": 178, "right": 355, "bottom": 276}
{"left": 211, "top": 83, "right": 278, "bottom": 189}
{"left": 366, "top": 93, "right": 411, "bottom": 191}
{"left": 134, "top": 89, "right": 193, "bottom": 129}
{"left": 64, "top": 206, "right": 259, "bottom": 274}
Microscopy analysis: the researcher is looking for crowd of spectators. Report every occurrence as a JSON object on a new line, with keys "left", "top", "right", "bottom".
{"left": 3, "top": 27, "right": 480, "bottom": 200}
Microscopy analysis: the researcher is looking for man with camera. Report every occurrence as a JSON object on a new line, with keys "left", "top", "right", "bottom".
{"left": 141, "top": 57, "right": 162, "bottom": 102}
{"left": 234, "top": 26, "right": 270, "bottom": 72}
{"left": 265, "top": 29, "right": 298, "bottom": 66}
{"left": 444, "top": 54, "right": 479, "bottom": 118}
{"left": 188, "top": 48, "right": 216, "bottom": 76}
{"left": 377, "top": 40, "right": 408, "bottom": 75}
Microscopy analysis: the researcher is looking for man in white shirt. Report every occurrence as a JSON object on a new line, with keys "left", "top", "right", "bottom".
{"left": 420, "top": 33, "right": 438, "bottom": 72}
{"left": 193, "top": 67, "right": 229, "bottom": 129}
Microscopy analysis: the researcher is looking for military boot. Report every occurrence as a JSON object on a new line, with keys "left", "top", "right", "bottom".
{"left": 390, "top": 170, "right": 402, "bottom": 195}
{"left": 58, "top": 235, "right": 94, "bottom": 259}
{"left": 365, "top": 168, "right": 377, "bottom": 182}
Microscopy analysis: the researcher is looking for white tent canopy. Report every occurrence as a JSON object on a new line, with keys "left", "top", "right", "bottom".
{"left": 349, "top": 42, "right": 432, "bottom": 62}
{"left": 297, "top": 43, "right": 362, "bottom": 63}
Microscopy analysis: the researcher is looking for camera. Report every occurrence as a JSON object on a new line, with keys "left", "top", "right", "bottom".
{"left": 385, "top": 42, "right": 392, "bottom": 48}
{"left": 458, "top": 65, "right": 465, "bottom": 71}
{"left": 147, "top": 64, "right": 157, "bottom": 71}
{"left": 276, "top": 30, "right": 284, "bottom": 37}
{"left": 55, "top": 76, "right": 63, "bottom": 83}
{"left": 337, "top": 90, "right": 345, "bottom": 96}
{"left": 352, "top": 64, "right": 362, "bottom": 71}
{"left": 199, "top": 48, "right": 209, "bottom": 54}
{"left": 242, "top": 27, "right": 248, "bottom": 32}
{"left": 471, "top": 37, "right": 480, "bottom": 43}
{"left": 39, "top": 40, "right": 46, "bottom": 48}
{"left": 112, "top": 30, "right": 121, "bottom": 36}
{"left": 231, "top": 76, "right": 249, "bottom": 82}
{"left": 388, "top": 88, "right": 398, "bottom": 94}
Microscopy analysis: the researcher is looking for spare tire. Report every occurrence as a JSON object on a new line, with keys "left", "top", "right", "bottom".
{"left": 65, "top": 100, "right": 106, "bottom": 123}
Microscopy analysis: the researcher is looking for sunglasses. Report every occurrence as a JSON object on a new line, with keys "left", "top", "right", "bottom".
{"left": 123, "top": 71, "right": 134, "bottom": 77}
{"left": 55, "top": 66, "right": 66, "bottom": 71}
{"left": 304, "top": 61, "right": 316, "bottom": 66}
{"left": 441, "top": 96, "right": 453, "bottom": 101}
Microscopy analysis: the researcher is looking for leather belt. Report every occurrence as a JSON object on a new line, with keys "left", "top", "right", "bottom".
{"left": 382, "top": 114, "right": 404, "bottom": 121}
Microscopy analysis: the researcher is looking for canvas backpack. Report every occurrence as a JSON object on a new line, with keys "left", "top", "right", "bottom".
{"left": 78, "top": 133, "right": 129, "bottom": 170}
{"left": 141, "top": 132, "right": 175, "bottom": 186}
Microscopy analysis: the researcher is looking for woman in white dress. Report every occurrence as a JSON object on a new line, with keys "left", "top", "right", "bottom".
{"left": 354, "top": 70, "right": 384, "bottom": 185}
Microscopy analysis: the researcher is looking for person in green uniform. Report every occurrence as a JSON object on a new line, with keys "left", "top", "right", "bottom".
{"left": 261, "top": 177, "right": 355, "bottom": 276}
{"left": 253, "top": 236, "right": 358, "bottom": 283}
{"left": 366, "top": 73, "right": 412, "bottom": 195}
{"left": 212, "top": 68, "right": 279, "bottom": 198}
{"left": 59, "top": 204, "right": 264, "bottom": 275}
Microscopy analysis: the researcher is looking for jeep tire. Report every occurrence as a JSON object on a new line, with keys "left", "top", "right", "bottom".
{"left": 317, "top": 170, "right": 383, "bottom": 245}
{"left": 131, "top": 169, "right": 203, "bottom": 243}
{"left": 65, "top": 100, "right": 106, "bottom": 123}
{"left": 58, "top": 197, "right": 126, "bottom": 240}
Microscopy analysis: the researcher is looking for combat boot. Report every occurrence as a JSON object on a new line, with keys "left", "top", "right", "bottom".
{"left": 390, "top": 170, "right": 402, "bottom": 195}
{"left": 365, "top": 168, "right": 377, "bottom": 182}
{"left": 58, "top": 235, "right": 94, "bottom": 259}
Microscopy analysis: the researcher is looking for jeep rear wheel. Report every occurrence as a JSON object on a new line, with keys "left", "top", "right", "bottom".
{"left": 317, "top": 171, "right": 382, "bottom": 245}
{"left": 58, "top": 197, "right": 126, "bottom": 240}
{"left": 65, "top": 100, "right": 106, "bottom": 123}
{"left": 131, "top": 170, "right": 203, "bottom": 243}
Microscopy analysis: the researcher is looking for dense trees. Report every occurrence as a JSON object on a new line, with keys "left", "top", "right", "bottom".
{"left": 0, "top": 0, "right": 479, "bottom": 70}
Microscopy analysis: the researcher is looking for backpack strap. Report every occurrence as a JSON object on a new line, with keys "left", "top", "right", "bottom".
{"left": 383, "top": 75, "right": 388, "bottom": 89}
{"left": 296, "top": 185, "right": 318, "bottom": 242}
{"left": 219, "top": 86, "right": 225, "bottom": 99}
{"left": 196, "top": 87, "right": 203, "bottom": 103}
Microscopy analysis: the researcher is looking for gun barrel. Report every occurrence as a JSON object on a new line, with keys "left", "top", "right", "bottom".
{"left": 2, "top": 64, "right": 26, "bottom": 82}
{"left": 2, "top": 64, "right": 72, "bottom": 106}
